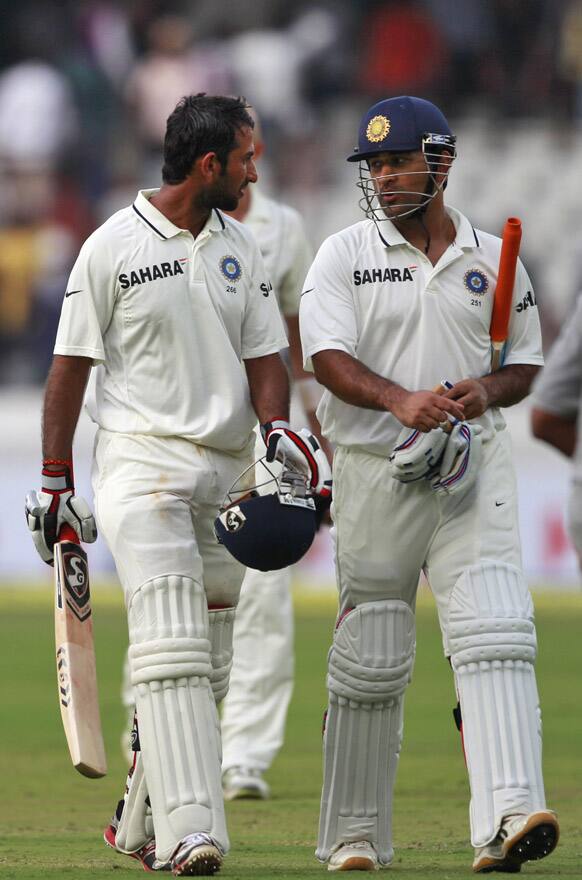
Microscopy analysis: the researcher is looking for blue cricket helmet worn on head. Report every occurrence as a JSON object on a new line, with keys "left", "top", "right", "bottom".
{"left": 349, "top": 95, "right": 457, "bottom": 222}
{"left": 347, "top": 95, "right": 454, "bottom": 162}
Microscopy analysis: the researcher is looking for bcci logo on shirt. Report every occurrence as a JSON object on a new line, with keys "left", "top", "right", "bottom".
{"left": 220, "top": 255, "right": 242, "bottom": 282}
{"left": 463, "top": 268, "right": 489, "bottom": 296}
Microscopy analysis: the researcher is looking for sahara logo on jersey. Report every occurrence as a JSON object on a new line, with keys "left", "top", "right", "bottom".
{"left": 516, "top": 290, "right": 536, "bottom": 312}
{"left": 118, "top": 259, "right": 186, "bottom": 289}
{"left": 353, "top": 266, "right": 417, "bottom": 285}
{"left": 463, "top": 268, "right": 489, "bottom": 296}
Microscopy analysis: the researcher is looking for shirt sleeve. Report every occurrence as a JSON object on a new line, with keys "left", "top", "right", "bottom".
{"left": 299, "top": 233, "right": 357, "bottom": 370}
{"left": 502, "top": 258, "right": 544, "bottom": 367}
{"left": 530, "top": 293, "right": 582, "bottom": 417}
{"left": 53, "top": 231, "right": 117, "bottom": 364}
{"left": 277, "top": 208, "right": 313, "bottom": 317}
{"left": 241, "top": 236, "right": 288, "bottom": 359}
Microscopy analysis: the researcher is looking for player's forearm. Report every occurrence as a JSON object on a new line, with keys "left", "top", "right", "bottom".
{"left": 478, "top": 364, "right": 541, "bottom": 409}
{"left": 531, "top": 408, "right": 577, "bottom": 457}
{"left": 244, "top": 352, "right": 290, "bottom": 424}
{"left": 42, "top": 355, "right": 93, "bottom": 462}
{"left": 312, "top": 349, "right": 405, "bottom": 412}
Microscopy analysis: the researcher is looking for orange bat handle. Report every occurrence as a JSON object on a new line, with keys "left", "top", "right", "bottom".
{"left": 489, "top": 217, "right": 522, "bottom": 343}
{"left": 59, "top": 524, "right": 79, "bottom": 543}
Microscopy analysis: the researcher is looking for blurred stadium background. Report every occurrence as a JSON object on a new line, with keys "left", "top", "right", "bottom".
{"left": 1, "top": 0, "right": 581, "bottom": 587}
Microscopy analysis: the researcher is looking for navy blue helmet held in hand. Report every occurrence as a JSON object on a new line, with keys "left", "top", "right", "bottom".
{"left": 214, "top": 460, "right": 318, "bottom": 572}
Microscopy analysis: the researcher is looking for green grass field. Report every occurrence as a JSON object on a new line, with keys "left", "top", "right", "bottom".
{"left": 1, "top": 585, "right": 581, "bottom": 879}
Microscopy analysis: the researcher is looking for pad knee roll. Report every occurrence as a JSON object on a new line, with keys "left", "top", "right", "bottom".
{"left": 328, "top": 600, "right": 416, "bottom": 705}
{"left": 447, "top": 561, "right": 537, "bottom": 667}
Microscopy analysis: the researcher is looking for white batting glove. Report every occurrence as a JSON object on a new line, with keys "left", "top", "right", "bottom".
{"left": 431, "top": 422, "right": 483, "bottom": 496}
{"left": 261, "top": 420, "right": 333, "bottom": 497}
{"left": 389, "top": 426, "right": 449, "bottom": 483}
{"left": 25, "top": 463, "right": 97, "bottom": 566}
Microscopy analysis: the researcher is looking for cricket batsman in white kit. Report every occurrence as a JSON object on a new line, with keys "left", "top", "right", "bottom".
{"left": 25, "top": 94, "right": 327, "bottom": 877}
{"left": 299, "top": 96, "right": 559, "bottom": 873}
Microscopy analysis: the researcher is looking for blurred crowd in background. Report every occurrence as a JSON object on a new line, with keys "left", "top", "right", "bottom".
{"left": 2, "top": 0, "right": 582, "bottom": 385}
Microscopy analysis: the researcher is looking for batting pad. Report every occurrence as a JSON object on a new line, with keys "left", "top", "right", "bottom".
{"left": 447, "top": 561, "right": 546, "bottom": 847}
{"left": 115, "top": 753, "right": 151, "bottom": 853}
{"left": 208, "top": 607, "right": 236, "bottom": 705}
{"left": 128, "top": 575, "right": 228, "bottom": 862}
{"left": 317, "top": 600, "right": 415, "bottom": 864}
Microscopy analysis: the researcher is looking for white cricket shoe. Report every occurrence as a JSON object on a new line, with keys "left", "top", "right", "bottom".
{"left": 170, "top": 833, "right": 223, "bottom": 876}
{"left": 472, "top": 839, "right": 521, "bottom": 874}
{"left": 473, "top": 810, "right": 559, "bottom": 873}
{"left": 327, "top": 841, "right": 380, "bottom": 872}
{"left": 222, "top": 766, "right": 270, "bottom": 800}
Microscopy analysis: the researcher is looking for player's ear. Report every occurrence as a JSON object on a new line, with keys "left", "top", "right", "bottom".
{"left": 199, "top": 151, "right": 222, "bottom": 180}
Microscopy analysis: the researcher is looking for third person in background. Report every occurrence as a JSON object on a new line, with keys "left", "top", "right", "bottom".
{"left": 299, "top": 95, "right": 558, "bottom": 873}
{"left": 531, "top": 293, "right": 582, "bottom": 571}
{"left": 220, "top": 111, "right": 332, "bottom": 801}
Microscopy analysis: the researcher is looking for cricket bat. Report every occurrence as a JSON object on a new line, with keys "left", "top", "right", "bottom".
{"left": 54, "top": 523, "right": 107, "bottom": 778}
{"left": 490, "top": 217, "right": 522, "bottom": 371}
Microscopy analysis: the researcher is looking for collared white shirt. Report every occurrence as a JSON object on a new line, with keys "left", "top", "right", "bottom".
{"left": 243, "top": 187, "right": 312, "bottom": 316}
{"left": 300, "top": 207, "right": 544, "bottom": 456}
{"left": 55, "top": 189, "right": 287, "bottom": 453}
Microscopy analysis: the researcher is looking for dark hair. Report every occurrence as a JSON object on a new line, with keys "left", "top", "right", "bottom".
{"left": 161, "top": 94, "right": 254, "bottom": 184}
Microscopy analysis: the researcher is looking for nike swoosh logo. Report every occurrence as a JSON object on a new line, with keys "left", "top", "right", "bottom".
{"left": 301, "top": 287, "right": 315, "bottom": 297}
{"left": 65, "top": 289, "right": 83, "bottom": 298}
{"left": 495, "top": 501, "right": 505, "bottom": 507}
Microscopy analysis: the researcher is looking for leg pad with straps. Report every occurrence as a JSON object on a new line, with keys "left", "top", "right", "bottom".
{"left": 447, "top": 561, "right": 546, "bottom": 847}
{"left": 128, "top": 575, "right": 228, "bottom": 861}
{"left": 317, "top": 600, "right": 415, "bottom": 864}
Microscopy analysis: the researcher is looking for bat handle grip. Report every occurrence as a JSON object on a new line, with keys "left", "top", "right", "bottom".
{"left": 59, "top": 524, "right": 79, "bottom": 544}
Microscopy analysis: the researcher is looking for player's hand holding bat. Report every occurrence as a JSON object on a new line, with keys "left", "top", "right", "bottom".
{"left": 391, "top": 389, "right": 464, "bottom": 433}
{"left": 439, "top": 378, "right": 489, "bottom": 421}
{"left": 25, "top": 460, "right": 97, "bottom": 565}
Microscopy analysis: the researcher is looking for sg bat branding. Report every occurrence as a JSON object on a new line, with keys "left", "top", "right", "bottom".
{"left": 58, "top": 548, "right": 91, "bottom": 621}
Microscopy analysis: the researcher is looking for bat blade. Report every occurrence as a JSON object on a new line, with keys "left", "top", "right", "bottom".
{"left": 54, "top": 528, "right": 107, "bottom": 778}
{"left": 490, "top": 217, "right": 522, "bottom": 371}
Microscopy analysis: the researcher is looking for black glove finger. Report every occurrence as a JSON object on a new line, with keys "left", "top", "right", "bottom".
{"left": 265, "top": 433, "right": 280, "bottom": 463}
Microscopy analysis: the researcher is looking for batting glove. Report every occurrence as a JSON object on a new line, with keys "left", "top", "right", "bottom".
{"left": 389, "top": 426, "right": 449, "bottom": 483}
{"left": 431, "top": 422, "right": 483, "bottom": 496}
{"left": 25, "top": 462, "right": 97, "bottom": 566}
{"left": 261, "top": 420, "right": 333, "bottom": 497}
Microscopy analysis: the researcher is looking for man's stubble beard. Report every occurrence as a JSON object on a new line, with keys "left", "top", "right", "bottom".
{"left": 200, "top": 178, "right": 242, "bottom": 213}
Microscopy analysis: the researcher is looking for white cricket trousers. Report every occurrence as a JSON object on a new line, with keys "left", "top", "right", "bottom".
{"left": 92, "top": 430, "right": 253, "bottom": 605}
{"left": 333, "top": 426, "right": 522, "bottom": 628}
{"left": 220, "top": 427, "right": 294, "bottom": 772}
{"left": 220, "top": 564, "right": 294, "bottom": 772}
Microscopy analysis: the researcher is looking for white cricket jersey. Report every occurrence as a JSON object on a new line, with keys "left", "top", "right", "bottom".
{"left": 300, "top": 207, "right": 544, "bottom": 456}
{"left": 55, "top": 189, "right": 288, "bottom": 453}
{"left": 243, "top": 188, "right": 312, "bottom": 316}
